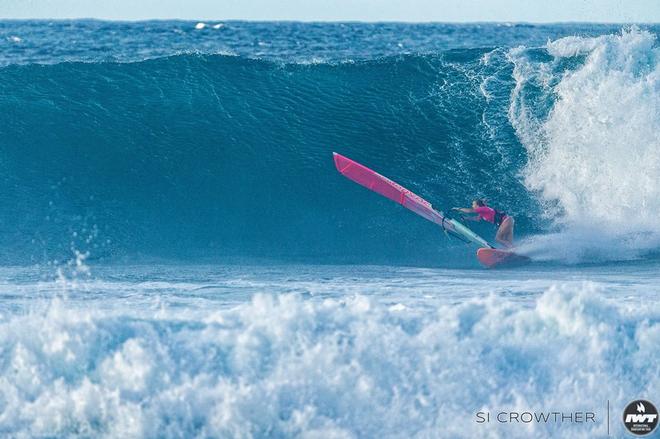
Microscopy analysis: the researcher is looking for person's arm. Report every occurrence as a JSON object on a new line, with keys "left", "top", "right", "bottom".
{"left": 451, "top": 207, "right": 481, "bottom": 222}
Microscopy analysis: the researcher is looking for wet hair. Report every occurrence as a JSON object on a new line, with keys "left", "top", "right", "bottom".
{"left": 473, "top": 199, "right": 486, "bottom": 207}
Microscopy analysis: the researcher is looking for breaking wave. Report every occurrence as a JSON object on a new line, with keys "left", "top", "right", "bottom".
{"left": 0, "top": 27, "right": 657, "bottom": 265}
{"left": 0, "top": 282, "right": 657, "bottom": 438}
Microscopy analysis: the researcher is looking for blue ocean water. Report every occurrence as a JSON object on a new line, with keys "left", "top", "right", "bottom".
{"left": 0, "top": 20, "right": 659, "bottom": 438}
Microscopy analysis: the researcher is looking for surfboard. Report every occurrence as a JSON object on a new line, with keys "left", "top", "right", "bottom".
{"left": 333, "top": 152, "right": 494, "bottom": 249}
{"left": 476, "top": 248, "right": 531, "bottom": 268}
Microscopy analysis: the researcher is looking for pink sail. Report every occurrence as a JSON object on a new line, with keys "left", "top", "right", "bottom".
{"left": 333, "top": 152, "right": 443, "bottom": 225}
{"left": 333, "top": 152, "right": 493, "bottom": 248}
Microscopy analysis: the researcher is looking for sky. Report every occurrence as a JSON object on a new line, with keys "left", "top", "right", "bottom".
{"left": 0, "top": 0, "right": 658, "bottom": 22}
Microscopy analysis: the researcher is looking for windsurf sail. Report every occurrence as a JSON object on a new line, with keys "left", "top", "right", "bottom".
{"left": 333, "top": 152, "right": 493, "bottom": 248}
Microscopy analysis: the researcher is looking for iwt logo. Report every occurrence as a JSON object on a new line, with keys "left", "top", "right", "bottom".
{"left": 623, "top": 400, "right": 658, "bottom": 436}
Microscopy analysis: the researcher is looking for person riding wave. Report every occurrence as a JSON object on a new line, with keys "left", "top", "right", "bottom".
{"left": 452, "top": 199, "right": 514, "bottom": 248}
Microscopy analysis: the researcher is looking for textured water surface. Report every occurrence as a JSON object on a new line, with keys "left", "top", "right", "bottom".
{"left": 0, "top": 20, "right": 659, "bottom": 438}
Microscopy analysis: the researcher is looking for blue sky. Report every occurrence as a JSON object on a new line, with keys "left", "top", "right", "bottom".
{"left": 1, "top": 0, "right": 658, "bottom": 22}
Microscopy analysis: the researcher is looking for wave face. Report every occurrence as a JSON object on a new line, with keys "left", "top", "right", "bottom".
{"left": 0, "top": 51, "right": 534, "bottom": 264}
{"left": 0, "top": 24, "right": 658, "bottom": 264}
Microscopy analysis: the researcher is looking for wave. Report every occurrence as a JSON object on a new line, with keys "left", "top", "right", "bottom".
{"left": 0, "top": 51, "right": 533, "bottom": 265}
{"left": 0, "top": 28, "right": 658, "bottom": 265}
{"left": 1, "top": 282, "right": 658, "bottom": 438}
{"left": 510, "top": 28, "right": 660, "bottom": 263}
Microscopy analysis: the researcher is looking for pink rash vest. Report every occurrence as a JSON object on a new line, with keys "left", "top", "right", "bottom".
{"left": 474, "top": 206, "right": 497, "bottom": 224}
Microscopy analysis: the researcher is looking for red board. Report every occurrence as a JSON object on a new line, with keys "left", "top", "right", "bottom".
{"left": 477, "top": 248, "right": 531, "bottom": 268}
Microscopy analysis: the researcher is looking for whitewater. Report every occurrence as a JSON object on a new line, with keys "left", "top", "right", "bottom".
{"left": 0, "top": 21, "right": 659, "bottom": 438}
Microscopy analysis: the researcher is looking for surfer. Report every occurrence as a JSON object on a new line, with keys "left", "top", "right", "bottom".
{"left": 452, "top": 199, "right": 514, "bottom": 248}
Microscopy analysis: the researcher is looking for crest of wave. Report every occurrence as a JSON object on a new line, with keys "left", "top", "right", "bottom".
{"left": 509, "top": 28, "right": 660, "bottom": 262}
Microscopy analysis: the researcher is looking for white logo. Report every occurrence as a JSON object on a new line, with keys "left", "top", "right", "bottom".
{"left": 623, "top": 399, "right": 658, "bottom": 436}
{"left": 625, "top": 402, "right": 657, "bottom": 424}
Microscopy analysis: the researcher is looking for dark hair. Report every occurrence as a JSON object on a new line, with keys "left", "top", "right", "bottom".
{"left": 473, "top": 199, "right": 486, "bottom": 207}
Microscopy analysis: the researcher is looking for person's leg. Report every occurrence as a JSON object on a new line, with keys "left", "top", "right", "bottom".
{"left": 495, "top": 226, "right": 506, "bottom": 246}
{"left": 496, "top": 217, "right": 514, "bottom": 248}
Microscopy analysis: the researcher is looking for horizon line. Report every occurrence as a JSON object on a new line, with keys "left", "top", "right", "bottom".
{"left": 1, "top": 18, "right": 658, "bottom": 25}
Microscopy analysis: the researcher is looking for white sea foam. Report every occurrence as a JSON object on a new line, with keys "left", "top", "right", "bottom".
{"left": 509, "top": 28, "right": 660, "bottom": 261}
{"left": 0, "top": 282, "right": 657, "bottom": 438}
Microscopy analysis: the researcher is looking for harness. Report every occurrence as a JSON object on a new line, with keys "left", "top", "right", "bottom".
{"left": 494, "top": 210, "right": 507, "bottom": 227}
